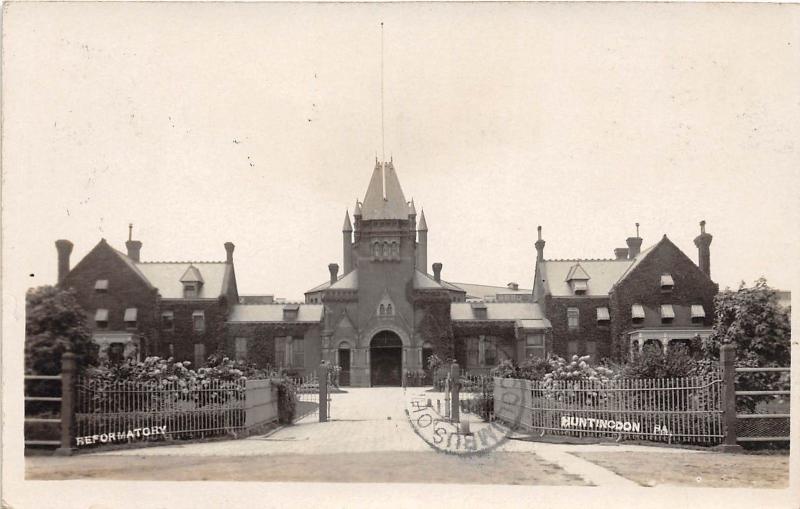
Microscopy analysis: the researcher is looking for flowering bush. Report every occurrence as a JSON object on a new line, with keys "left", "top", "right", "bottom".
{"left": 542, "top": 355, "right": 616, "bottom": 384}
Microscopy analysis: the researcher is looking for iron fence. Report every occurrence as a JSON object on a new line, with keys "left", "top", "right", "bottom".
{"left": 458, "top": 374, "right": 495, "bottom": 422}
{"left": 75, "top": 376, "right": 246, "bottom": 444}
{"left": 494, "top": 374, "right": 724, "bottom": 445}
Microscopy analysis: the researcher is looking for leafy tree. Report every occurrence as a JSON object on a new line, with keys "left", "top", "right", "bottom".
{"left": 703, "top": 277, "right": 791, "bottom": 365}
{"left": 25, "top": 285, "right": 98, "bottom": 375}
{"left": 703, "top": 278, "right": 791, "bottom": 413}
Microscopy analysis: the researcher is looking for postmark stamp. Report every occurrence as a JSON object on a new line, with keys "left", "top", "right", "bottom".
{"left": 404, "top": 376, "right": 526, "bottom": 456}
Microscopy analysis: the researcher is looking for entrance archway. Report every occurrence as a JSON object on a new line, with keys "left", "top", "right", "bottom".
{"left": 370, "top": 331, "right": 403, "bottom": 386}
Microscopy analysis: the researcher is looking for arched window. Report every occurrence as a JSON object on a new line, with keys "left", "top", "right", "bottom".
{"left": 379, "top": 304, "right": 385, "bottom": 315}
{"left": 391, "top": 242, "right": 399, "bottom": 257}
{"left": 386, "top": 304, "right": 393, "bottom": 315}
{"left": 383, "top": 242, "right": 390, "bottom": 257}
{"left": 372, "top": 243, "right": 381, "bottom": 257}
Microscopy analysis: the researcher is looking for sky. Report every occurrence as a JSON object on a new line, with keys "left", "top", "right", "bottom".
{"left": 4, "top": 2, "right": 799, "bottom": 301}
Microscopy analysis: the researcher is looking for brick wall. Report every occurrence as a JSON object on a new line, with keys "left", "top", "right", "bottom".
{"left": 609, "top": 237, "right": 719, "bottom": 359}
{"left": 545, "top": 295, "right": 613, "bottom": 360}
{"left": 61, "top": 240, "right": 159, "bottom": 354}
{"left": 158, "top": 297, "right": 229, "bottom": 365}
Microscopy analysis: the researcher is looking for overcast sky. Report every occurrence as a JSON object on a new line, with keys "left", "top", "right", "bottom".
{"left": 4, "top": 2, "right": 799, "bottom": 300}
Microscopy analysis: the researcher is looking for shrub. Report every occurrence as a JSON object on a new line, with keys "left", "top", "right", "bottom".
{"left": 621, "top": 344, "right": 716, "bottom": 380}
{"left": 275, "top": 379, "right": 297, "bottom": 424}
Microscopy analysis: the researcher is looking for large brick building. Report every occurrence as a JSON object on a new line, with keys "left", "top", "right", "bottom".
{"left": 53, "top": 159, "right": 717, "bottom": 385}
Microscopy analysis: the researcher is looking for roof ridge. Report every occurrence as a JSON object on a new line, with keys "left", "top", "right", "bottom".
{"left": 544, "top": 258, "right": 620, "bottom": 262}
{"left": 138, "top": 260, "right": 226, "bottom": 264}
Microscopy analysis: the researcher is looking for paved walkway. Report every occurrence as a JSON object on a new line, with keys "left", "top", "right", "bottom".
{"left": 76, "top": 387, "right": 706, "bottom": 486}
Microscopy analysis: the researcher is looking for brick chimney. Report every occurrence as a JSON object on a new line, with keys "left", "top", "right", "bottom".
{"left": 614, "top": 248, "right": 629, "bottom": 260}
{"left": 328, "top": 263, "right": 339, "bottom": 285}
{"left": 626, "top": 222, "right": 642, "bottom": 259}
{"left": 125, "top": 224, "right": 142, "bottom": 262}
{"left": 224, "top": 242, "right": 235, "bottom": 264}
{"left": 55, "top": 239, "right": 73, "bottom": 285}
{"left": 507, "top": 282, "right": 519, "bottom": 291}
{"left": 432, "top": 262, "right": 442, "bottom": 283}
{"left": 693, "top": 220, "right": 712, "bottom": 278}
{"left": 535, "top": 226, "right": 545, "bottom": 261}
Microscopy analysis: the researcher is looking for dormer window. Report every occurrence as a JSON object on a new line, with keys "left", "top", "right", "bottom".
{"left": 596, "top": 307, "right": 610, "bottom": 325}
{"left": 631, "top": 304, "right": 645, "bottom": 323}
{"left": 94, "top": 279, "right": 109, "bottom": 292}
{"left": 180, "top": 265, "right": 204, "bottom": 299}
{"left": 660, "top": 274, "right": 674, "bottom": 292}
{"left": 565, "top": 263, "right": 590, "bottom": 295}
{"left": 691, "top": 304, "right": 706, "bottom": 323}
{"left": 660, "top": 304, "right": 675, "bottom": 323}
{"left": 283, "top": 304, "right": 299, "bottom": 321}
{"left": 471, "top": 302, "right": 488, "bottom": 320}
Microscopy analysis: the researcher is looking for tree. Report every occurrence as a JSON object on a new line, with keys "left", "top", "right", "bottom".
{"left": 703, "top": 278, "right": 791, "bottom": 414}
{"left": 703, "top": 277, "right": 791, "bottom": 365}
{"left": 25, "top": 285, "right": 98, "bottom": 374}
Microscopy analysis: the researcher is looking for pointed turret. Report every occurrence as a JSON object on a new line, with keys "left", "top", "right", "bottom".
{"left": 417, "top": 209, "right": 428, "bottom": 273}
{"left": 354, "top": 200, "right": 362, "bottom": 217}
{"left": 342, "top": 210, "right": 353, "bottom": 232}
{"left": 343, "top": 210, "right": 353, "bottom": 273}
{"left": 408, "top": 199, "right": 417, "bottom": 217}
{"left": 418, "top": 209, "right": 428, "bottom": 231}
{"left": 362, "top": 160, "right": 408, "bottom": 220}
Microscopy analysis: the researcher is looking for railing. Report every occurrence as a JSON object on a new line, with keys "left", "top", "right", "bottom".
{"left": 734, "top": 366, "right": 790, "bottom": 443}
{"left": 75, "top": 376, "right": 246, "bottom": 445}
{"left": 24, "top": 374, "right": 63, "bottom": 447}
{"left": 494, "top": 374, "right": 724, "bottom": 445}
{"left": 25, "top": 352, "right": 77, "bottom": 455}
{"left": 288, "top": 374, "right": 326, "bottom": 421}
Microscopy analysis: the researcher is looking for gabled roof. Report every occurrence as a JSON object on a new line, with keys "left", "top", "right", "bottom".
{"left": 228, "top": 304, "right": 324, "bottom": 323}
{"left": 614, "top": 240, "right": 660, "bottom": 284}
{"left": 565, "top": 263, "right": 591, "bottom": 281}
{"left": 450, "top": 302, "right": 551, "bottom": 328}
{"left": 137, "top": 262, "right": 229, "bottom": 299}
{"left": 361, "top": 160, "right": 409, "bottom": 220}
{"left": 538, "top": 259, "right": 631, "bottom": 297}
{"left": 305, "top": 269, "right": 359, "bottom": 294}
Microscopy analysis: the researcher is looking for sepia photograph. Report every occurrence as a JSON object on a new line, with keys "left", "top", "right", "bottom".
{"left": 2, "top": 1, "right": 798, "bottom": 508}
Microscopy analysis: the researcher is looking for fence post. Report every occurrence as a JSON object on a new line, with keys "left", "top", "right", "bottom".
{"left": 317, "top": 362, "right": 328, "bottom": 423}
{"left": 717, "top": 344, "right": 743, "bottom": 453}
{"left": 449, "top": 362, "right": 460, "bottom": 423}
{"left": 54, "top": 352, "right": 77, "bottom": 456}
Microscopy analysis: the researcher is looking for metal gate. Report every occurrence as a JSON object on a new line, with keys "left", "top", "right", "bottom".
{"left": 290, "top": 373, "right": 331, "bottom": 422}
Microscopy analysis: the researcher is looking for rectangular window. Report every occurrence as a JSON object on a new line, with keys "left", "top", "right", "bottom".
{"left": 631, "top": 304, "right": 645, "bottom": 321}
{"left": 94, "top": 279, "right": 109, "bottom": 292}
{"left": 292, "top": 338, "right": 305, "bottom": 368}
{"left": 235, "top": 337, "right": 248, "bottom": 362}
{"left": 484, "top": 338, "right": 498, "bottom": 366}
{"left": 124, "top": 307, "right": 138, "bottom": 329}
{"left": 466, "top": 337, "right": 479, "bottom": 367}
{"left": 660, "top": 274, "right": 675, "bottom": 291}
{"left": 283, "top": 305, "right": 299, "bottom": 321}
{"left": 525, "top": 334, "right": 545, "bottom": 359}
{"left": 192, "top": 310, "right": 205, "bottom": 332}
{"left": 660, "top": 304, "right": 675, "bottom": 323}
{"left": 596, "top": 307, "right": 610, "bottom": 324}
{"left": 194, "top": 343, "right": 206, "bottom": 368}
{"left": 471, "top": 302, "right": 488, "bottom": 320}
{"left": 161, "top": 311, "right": 174, "bottom": 330}
{"left": 567, "top": 307, "right": 579, "bottom": 330}
{"left": 183, "top": 284, "right": 197, "bottom": 299}
{"left": 572, "top": 280, "right": 588, "bottom": 295}
{"left": 691, "top": 304, "right": 706, "bottom": 323}
{"left": 94, "top": 308, "right": 109, "bottom": 329}
{"left": 275, "top": 337, "right": 286, "bottom": 367}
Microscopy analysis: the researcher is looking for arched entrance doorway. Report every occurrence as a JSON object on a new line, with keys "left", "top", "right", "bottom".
{"left": 370, "top": 331, "right": 403, "bottom": 386}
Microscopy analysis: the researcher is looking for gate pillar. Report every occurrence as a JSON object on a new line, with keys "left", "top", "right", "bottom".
{"left": 317, "top": 362, "right": 328, "bottom": 423}
{"left": 717, "top": 344, "right": 743, "bottom": 452}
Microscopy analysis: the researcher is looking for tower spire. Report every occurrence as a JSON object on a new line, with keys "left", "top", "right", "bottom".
{"left": 380, "top": 21, "right": 385, "bottom": 164}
